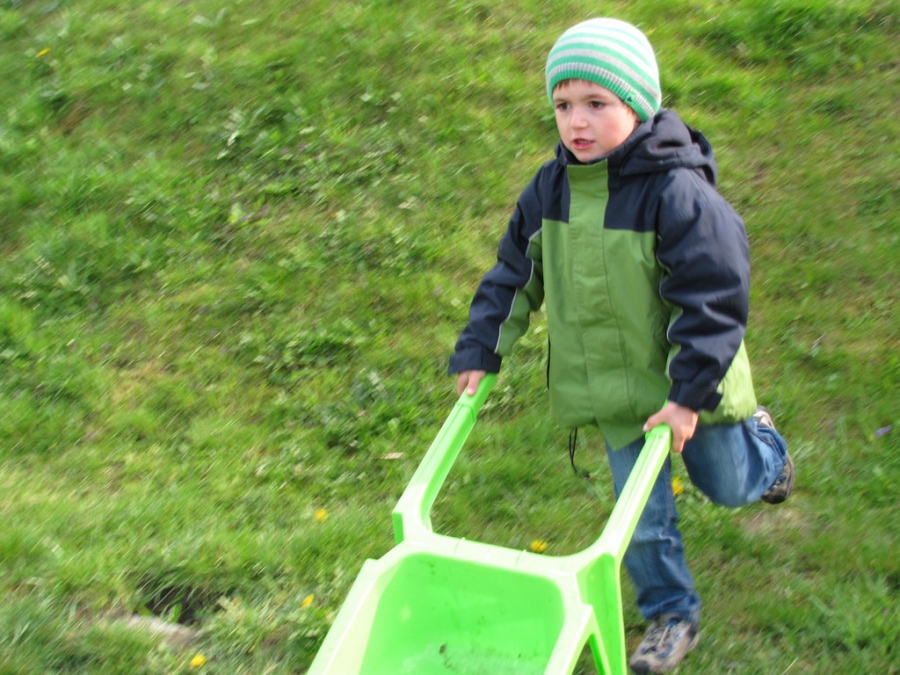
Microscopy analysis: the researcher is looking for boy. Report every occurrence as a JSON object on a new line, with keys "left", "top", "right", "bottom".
{"left": 448, "top": 18, "right": 794, "bottom": 674}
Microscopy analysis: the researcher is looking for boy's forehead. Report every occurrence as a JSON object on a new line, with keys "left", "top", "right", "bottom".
{"left": 552, "top": 79, "right": 617, "bottom": 98}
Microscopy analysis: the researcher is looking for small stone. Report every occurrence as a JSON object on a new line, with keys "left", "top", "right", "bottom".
{"left": 125, "top": 615, "right": 202, "bottom": 649}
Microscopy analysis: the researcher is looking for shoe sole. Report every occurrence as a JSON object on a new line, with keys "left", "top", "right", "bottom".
{"left": 754, "top": 405, "right": 775, "bottom": 430}
{"left": 761, "top": 453, "right": 794, "bottom": 504}
{"left": 629, "top": 631, "right": 701, "bottom": 674}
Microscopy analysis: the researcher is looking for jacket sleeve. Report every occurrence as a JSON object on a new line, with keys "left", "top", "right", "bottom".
{"left": 448, "top": 175, "right": 545, "bottom": 375}
{"left": 655, "top": 170, "right": 750, "bottom": 412}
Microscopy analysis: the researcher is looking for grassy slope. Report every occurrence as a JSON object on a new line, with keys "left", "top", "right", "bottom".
{"left": 0, "top": 0, "right": 898, "bottom": 672}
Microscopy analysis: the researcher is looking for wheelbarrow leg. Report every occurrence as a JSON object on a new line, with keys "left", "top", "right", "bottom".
{"left": 542, "top": 607, "right": 611, "bottom": 675}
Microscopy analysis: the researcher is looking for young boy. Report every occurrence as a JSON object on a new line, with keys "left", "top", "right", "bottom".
{"left": 449, "top": 18, "right": 794, "bottom": 674}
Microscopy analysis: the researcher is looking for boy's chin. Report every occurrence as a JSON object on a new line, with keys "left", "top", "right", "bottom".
{"left": 569, "top": 147, "right": 604, "bottom": 163}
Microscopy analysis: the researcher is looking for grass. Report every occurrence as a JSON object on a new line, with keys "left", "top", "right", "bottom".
{"left": 0, "top": 0, "right": 898, "bottom": 672}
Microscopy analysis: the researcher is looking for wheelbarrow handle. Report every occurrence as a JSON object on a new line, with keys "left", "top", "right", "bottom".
{"left": 391, "top": 374, "right": 497, "bottom": 544}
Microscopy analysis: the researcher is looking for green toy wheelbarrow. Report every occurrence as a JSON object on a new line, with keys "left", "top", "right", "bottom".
{"left": 307, "top": 373, "right": 672, "bottom": 675}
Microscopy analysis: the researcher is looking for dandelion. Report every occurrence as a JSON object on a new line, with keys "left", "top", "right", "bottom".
{"left": 529, "top": 539, "right": 549, "bottom": 554}
{"left": 189, "top": 654, "right": 206, "bottom": 668}
{"left": 671, "top": 477, "right": 684, "bottom": 496}
{"left": 301, "top": 594, "right": 315, "bottom": 609}
{"left": 314, "top": 508, "right": 328, "bottom": 522}
{"left": 36, "top": 48, "right": 50, "bottom": 58}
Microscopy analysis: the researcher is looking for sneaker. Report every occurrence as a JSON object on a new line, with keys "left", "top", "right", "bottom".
{"left": 755, "top": 406, "right": 795, "bottom": 504}
{"left": 628, "top": 614, "right": 699, "bottom": 674}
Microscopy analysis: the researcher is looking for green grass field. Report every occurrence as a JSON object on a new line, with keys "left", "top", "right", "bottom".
{"left": 1, "top": 0, "right": 898, "bottom": 672}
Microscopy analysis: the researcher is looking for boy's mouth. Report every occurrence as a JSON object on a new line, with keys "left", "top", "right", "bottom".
{"left": 572, "top": 138, "right": 594, "bottom": 151}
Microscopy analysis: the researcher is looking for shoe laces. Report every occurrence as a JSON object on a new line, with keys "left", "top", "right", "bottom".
{"left": 640, "top": 617, "right": 683, "bottom": 658}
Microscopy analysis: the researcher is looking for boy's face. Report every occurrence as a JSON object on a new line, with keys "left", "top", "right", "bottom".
{"left": 552, "top": 79, "right": 639, "bottom": 163}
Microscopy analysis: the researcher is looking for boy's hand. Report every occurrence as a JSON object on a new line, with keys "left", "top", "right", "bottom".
{"left": 456, "top": 370, "right": 487, "bottom": 397}
{"left": 644, "top": 401, "right": 699, "bottom": 453}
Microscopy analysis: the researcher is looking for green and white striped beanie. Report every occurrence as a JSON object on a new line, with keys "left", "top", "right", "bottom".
{"left": 545, "top": 18, "right": 661, "bottom": 122}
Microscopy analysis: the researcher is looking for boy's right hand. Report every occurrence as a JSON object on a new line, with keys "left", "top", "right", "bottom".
{"left": 456, "top": 370, "right": 487, "bottom": 397}
{"left": 643, "top": 401, "right": 699, "bottom": 454}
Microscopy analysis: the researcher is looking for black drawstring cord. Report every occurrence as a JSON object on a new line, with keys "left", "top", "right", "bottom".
{"left": 568, "top": 428, "right": 591, "bottom": 479}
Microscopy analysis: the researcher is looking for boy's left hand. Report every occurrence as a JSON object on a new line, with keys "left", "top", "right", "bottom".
{"left": 644, "top": 402, "right": 699, "bottom": 453}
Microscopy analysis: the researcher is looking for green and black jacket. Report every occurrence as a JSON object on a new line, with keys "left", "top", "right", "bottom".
{"left": 449, "top": 109, "right": 758, "bottom": 449}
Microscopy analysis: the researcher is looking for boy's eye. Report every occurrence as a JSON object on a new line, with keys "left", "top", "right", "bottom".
{"left": 555, "top": 102, "right": 570, "bottom": 111}
{"left": 589, "top": 100, "right": 605, "bottom": 109}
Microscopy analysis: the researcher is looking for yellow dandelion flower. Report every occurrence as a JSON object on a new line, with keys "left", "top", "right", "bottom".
{"left": 314, "top": 508, "right": 328, "bottom": 521}
{"left": 189, "top": 654, "right": 206, "bottom": 668}
{"left": 36, "top": 48, "right": 50, "bottom": 58}
{"left": 671, "top": 477, "right": 684, "bottom": 496}
{"left": 529, "top": 539, "right": 549, "bottom": 554}
{"left": 301, "top": 594, "right": 315, "bottom": 609}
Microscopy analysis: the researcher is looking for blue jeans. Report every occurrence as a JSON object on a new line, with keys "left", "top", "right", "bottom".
{"left": 605, "top": 418, "right": 789, "bottom": 626}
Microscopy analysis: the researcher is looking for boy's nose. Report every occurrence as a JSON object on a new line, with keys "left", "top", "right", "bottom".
{"left": 571, "top": 107, "right": 589, "bottom": 128}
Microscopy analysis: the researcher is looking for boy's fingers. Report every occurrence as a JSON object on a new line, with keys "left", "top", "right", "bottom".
{"left": 455, "top": 370, "right": 486, "bottom": 396}
{"left": 643, "top": 413, "right": 661, "bottom": 432}
{"left": 457, "top": 371, "right": 485, "bottom": 397}
{"left": 466, "top": 373, "right": 482, "bottom": 395}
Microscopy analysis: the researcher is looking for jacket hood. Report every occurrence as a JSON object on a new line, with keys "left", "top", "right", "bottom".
{"left": 555, "top": 108, "right": 719, "bottom": 186}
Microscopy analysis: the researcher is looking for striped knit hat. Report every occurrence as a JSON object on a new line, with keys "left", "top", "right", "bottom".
{"left": 545, "top": 18, "right": 661, "bottom": 122}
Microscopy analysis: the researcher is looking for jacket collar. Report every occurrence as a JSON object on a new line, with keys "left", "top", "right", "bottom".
{"left": 554, "top": 109, "right": 718, "bottom": 186}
